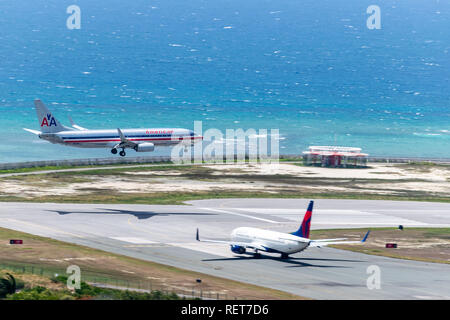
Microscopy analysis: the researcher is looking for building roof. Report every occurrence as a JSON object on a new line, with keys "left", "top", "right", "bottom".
{"left": 303, "top": 146, "right": 368, "bottom": 157}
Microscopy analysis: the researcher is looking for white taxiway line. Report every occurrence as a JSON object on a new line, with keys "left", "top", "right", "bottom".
{"left": 198, "top": 207, "right": 279, "bottom": 223}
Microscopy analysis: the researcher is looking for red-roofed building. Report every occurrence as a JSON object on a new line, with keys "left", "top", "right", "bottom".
{"left": 303, "top": 146, "right": 369, "bottom": 167}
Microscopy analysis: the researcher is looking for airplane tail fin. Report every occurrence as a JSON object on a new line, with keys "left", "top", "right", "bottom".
{"left": 34, "top": 99, "right": 66, "bottom": 133}
{"left": 291, "top": 200, "right": 313, "bottom": 239}
{"left": 361, "top": 230, "right": 370, "bottom": 243}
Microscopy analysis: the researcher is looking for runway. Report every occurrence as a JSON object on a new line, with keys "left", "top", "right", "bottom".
{"left": 0, "top": 199, "right": 449, "bottom": 299}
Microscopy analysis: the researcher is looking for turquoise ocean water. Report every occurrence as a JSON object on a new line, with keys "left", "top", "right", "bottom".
{"left": 0, "top": 0, "right": 449, "bottom": 162}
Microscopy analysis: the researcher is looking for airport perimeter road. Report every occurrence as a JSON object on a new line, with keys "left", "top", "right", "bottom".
{"left": 0, "top": 199, "right": 449, "bottom": 299}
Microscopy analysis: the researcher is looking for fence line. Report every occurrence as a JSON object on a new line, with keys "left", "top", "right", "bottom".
{"left": 1, "top": 154, "right": 449, "bottom": 170}
{"left": 0, "top": 263, "right": 231, "bottom": 300}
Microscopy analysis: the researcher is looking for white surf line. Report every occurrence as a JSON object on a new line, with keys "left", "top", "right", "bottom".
{"left": 198, "top": 207, "right": 279, "bottom": 223}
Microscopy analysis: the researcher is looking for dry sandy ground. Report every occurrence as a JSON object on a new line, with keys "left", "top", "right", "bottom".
{"left": 0, "top": 162, "right": 448, "bottom": 198}
{"left": 314, "top": 228, "right": 450, "bottom": 264}
{"left": 204, "top": 162, "right": 449, "bottom": 181}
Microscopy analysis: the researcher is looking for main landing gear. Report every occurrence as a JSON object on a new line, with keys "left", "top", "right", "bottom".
{"left": 281, "top": 253, "right": 289, "bottom": 259}
{"left": 111, "top": 148, "right": 126, "bottom": 157}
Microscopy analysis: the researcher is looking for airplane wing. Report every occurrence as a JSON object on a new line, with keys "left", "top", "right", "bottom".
{"left": 68, "top": 116, "right": 88, "bottom": 130}
{"left": 195, "top": 229, "right": 266, "bottom": 251}
{"left": 309, "top": 240, "right": 362, "bottom": 247}
{"left": 116, "top": 128, "right": 138, "bottom": 148}
{"left": 309, "top": 238, "right": 348, "bottom": 242}
{"left": 279, "top": 236, "right": 310, "bottom": 244}
{"left": 243, "top": 242, "right": 267, "bottom": 251}
{"left": 23, "top": 128, "right": 41, "bottom": 135}
{"left": 309, "top": 230, "right": 370, "bottom": 248}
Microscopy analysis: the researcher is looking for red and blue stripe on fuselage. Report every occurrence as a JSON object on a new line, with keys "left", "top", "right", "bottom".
{"left": 55, "top": 129, "right": 201, "bottom": 148}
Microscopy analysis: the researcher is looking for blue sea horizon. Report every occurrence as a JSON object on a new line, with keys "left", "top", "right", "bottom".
{"left": 0, "top": 0, "right": 449, "bottom": 163}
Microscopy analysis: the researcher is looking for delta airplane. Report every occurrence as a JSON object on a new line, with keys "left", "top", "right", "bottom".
{"left": 196, "top": 201, "right": 370, "bottom": 259}
{"left": 24, "top": 100, "right": 202, "bottom": 156}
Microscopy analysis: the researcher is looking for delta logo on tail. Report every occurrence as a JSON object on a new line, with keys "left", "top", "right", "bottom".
{"left": 41, "top": 114, "right": 57, "bottom": 127}
{"left": 291, "top": 200, "right": 313, "bottom": 238}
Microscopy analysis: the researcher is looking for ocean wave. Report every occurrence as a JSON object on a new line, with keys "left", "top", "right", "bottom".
{"left": 413, "top": 132, "right": 449, "bottom": 138}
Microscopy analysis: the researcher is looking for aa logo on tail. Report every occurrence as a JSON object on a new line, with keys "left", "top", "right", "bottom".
{"left": 41, "top": 114, "right": 57, "bottom": 127}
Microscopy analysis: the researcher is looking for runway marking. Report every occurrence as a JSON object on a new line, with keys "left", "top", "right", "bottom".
{"left": 127, "top": 217, "right": 153, "bottom": 233}
{"left": 0, "top": 218, "right": 84, "bottom": 239}
{"left": 122, "top": 244, "right": 170, "bottom": 248}
{"left": 311, "top": 222, "right": 430, "bottom": 226}
{"left": 168, "top": 242, "right": 234, "bottom": 258}
{"left": 235, "top": 208, "right": 431, "bottom": 226}
{"left": 126, "top": 218, "right": 172, "bottom": 243}
{"left": 198, "top": 207, "right": 279, "bottom": 223}
{"left": 110, "top": 237, "right": 157, "bottom": 244}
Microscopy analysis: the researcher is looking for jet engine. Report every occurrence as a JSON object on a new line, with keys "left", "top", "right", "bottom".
{"left": 230, "top": 245, "right": 246, "bottom": 254}
{"left": 134, "top": 142, "right": 155, "bottom": 152}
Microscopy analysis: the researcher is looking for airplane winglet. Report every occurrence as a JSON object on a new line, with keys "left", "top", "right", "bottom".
{"left": 117, "top": 128, "right": 127, "bottom": 142}
{"left": 68, "top": 116, "right": 87, "bottom": 130}
{"left": 23, "top": 128, "right": 41, "bottom": 135}
{"left": 68, "top": 115, "right": 75, "bottom": 126}
{"left": 362, "top": 230, "right": 370, "bottom": 243}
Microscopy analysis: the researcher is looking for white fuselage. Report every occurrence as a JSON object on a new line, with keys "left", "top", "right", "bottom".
{"left": 39, "top": 128, "right": 202, "bottom": 149}
{"left": 231, "top": 227, "right": 310, "bottom": 254}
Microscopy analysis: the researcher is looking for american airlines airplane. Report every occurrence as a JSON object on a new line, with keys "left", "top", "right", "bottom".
{"left": 196, "top": 201, "right": 370, "bottom": 259}
{"left": 24, "top": 100, "right": 203, "bottom": 156}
